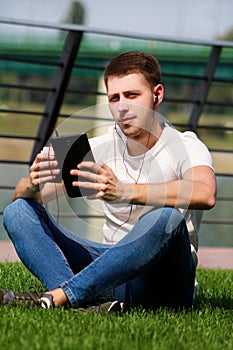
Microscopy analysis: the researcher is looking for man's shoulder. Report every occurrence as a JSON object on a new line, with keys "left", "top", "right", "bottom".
{"left": 163, "top": 126, "right": 197, "bottom": 139}
{"left": 159, "top": 126, "right": 212, "bottom": 163}
{"left": 162, "top": 126, "right": 205, "bottom": 147}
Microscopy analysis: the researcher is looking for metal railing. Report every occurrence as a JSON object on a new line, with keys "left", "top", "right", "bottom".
{"left": 0, "top": 18, "right": 232, "bottom": 243}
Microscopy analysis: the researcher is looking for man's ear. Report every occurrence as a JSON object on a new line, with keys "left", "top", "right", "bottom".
{"left": 153, "top": 84, "right": 164, "bottom": 105}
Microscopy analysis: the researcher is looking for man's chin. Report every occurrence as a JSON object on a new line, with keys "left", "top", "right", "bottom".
{"left": 118, "top": 124, "right": 144, "bottom": 138}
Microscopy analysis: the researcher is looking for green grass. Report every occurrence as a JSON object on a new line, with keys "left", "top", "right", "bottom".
{"left": 0, "top": 263, "right": 232, "bottom": 350}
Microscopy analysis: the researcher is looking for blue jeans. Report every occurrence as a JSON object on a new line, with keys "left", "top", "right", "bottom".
{"left": 3, "top": 198, "right": 195, "bottom": 309}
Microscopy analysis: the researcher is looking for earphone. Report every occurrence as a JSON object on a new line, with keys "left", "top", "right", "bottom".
{"left": 111, "top": 125, "right": 152, "bottom": 243}
{"left": 154, "top": 95, "right": 158, "bottom": 105}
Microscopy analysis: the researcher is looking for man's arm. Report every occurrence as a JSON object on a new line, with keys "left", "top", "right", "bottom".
{"left": 73, "top": 163, "right": 216, "bottom": 210}
{"left": 12, "top": 176, "right": 42, "bottom": 203}
{"left": 130, "top": 166, "right": 216, "bottom": 209}
{"left": 12, "top": 176, "right": 65, "bottom": 204}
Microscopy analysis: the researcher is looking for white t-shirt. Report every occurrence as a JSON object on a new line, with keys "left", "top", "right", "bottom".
{"left": 89, "top": 125, "right": 213, "bottom": 262}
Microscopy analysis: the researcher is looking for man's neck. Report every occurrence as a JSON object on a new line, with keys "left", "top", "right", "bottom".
{"left": 126, "top": 123, "right": 162, "bottom": 156}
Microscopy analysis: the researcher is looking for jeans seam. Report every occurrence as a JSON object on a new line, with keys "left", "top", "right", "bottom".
{"left": 60, "top": 282, "right": 78, "bottom": 308}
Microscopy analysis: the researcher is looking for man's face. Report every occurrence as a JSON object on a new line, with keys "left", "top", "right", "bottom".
{"left": 107, "top": 73, "right": 157, "bottom": 140}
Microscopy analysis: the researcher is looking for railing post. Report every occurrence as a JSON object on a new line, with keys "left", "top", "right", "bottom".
{"left": 188, "top": 45, "right": 222, "bottom": 131}
{"left": 30, "top": 30, "right": 83, "bottom": 163}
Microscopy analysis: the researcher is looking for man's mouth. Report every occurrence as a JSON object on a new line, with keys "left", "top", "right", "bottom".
{"left": 118, "top": 116, "right": 136, "bottom": 125}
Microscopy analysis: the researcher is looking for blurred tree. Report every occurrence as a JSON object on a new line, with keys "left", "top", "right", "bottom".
{"left": 217, "top": 26, "right": 233, "bottom": 41}
{"left": 59, "top": 1, "right": 95, "bottom": 106}
{"left": 62, "top": 1, "right": 85, "bottom": 25}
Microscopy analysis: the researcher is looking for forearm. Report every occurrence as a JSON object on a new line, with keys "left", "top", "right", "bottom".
{"left": 12, "top": 177, "right": 42, "bottom": 203}
{"left": 12, "top": 177, "right": 65, "bottom": 204}
{"left": 130, "top": 179, "right": 215, "bottom": 210}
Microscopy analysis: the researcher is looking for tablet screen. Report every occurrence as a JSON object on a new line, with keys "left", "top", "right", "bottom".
{"left": 50, "top": 133, "right": 96, "bottom": 198}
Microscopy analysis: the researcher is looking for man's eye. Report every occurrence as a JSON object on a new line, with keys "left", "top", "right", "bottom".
{"left": 109, "top": 96, "right": 119, "bottom": 102}
{"left": 128, "top": 93, "right": 138, "bottom": 98}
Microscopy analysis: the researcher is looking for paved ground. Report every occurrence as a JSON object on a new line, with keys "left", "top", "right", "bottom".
{"left": 198, "top": 247, "right": 233, "bottom": 269}
{"left": 0, "top": 241, "right": 232, "bottom": 269}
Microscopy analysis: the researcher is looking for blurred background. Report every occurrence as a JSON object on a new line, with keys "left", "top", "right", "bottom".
{"left": 0, "top": 0, "right": 232, "bottom": 251}
{"left": 1, "top": 0, "right": 233, "bottom": 40}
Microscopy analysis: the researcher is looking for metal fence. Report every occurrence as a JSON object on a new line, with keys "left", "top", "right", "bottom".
{"left": 0, "top": 18, "right": 232, "bottom": 244}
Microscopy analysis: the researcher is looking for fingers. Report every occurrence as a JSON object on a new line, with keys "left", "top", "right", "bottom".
{"left": 70, "top": 162, "right": 121, "bottom": 201}
{"left": 70, "top": 162, "right": 110, "bottom": 184}
{"left": 76, "top": 162, "right": 112, "bottom": 177}
{"left": 77, "top": 161, "right": 106, "bottom": 174}
{"left": 30, "top": 152, "right": 60, "bottom": 187}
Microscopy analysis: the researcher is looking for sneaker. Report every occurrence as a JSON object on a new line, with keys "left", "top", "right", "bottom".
{"left": 0, "top": 286, "right": 54, "bottom": 309}
{"left": 78, "top": 300, "right": 125, "bottom": 314}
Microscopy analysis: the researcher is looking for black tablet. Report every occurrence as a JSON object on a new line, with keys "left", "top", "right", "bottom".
{"left": 49, "top": 133, "right": 96, "bottom": 198}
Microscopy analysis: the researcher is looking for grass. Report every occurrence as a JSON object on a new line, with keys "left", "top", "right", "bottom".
{"left": 0, "top": 263, "right": 232, "bottom": 350}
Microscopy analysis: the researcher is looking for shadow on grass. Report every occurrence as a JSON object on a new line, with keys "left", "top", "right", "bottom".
{"left": 193, "top": 268, "right": 233, "bottom": 311}
{"left": 194, "top": 294, "right": 233, "bottom": 310}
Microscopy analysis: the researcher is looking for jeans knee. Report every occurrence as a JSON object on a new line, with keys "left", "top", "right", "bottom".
{"left": 141, "top": 207, "right": 185, "bottom": 233}
{"left": 3, "top": 199, "right": 24, "bottom": 223}
{"left": 162, "top": 207, "right": 186, "bottom": 233}
{"left": 3, "top": 198, "right": 34, "bottom": 238}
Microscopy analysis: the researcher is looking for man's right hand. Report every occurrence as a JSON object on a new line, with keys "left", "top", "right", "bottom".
{"left": 12, "top": 149, "right": 65, "bottom": 203}
{"left": 29, "top": 149, "right": 60, "bottom": 192}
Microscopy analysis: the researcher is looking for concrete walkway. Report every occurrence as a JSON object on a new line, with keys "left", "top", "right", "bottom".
{"left": 0, "top": 241, "right": 232, "bottom": 269}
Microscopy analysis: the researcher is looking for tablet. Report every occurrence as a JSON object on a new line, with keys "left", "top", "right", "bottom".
{"left": 49, "top": 133, "right": 96, "bottom": 198}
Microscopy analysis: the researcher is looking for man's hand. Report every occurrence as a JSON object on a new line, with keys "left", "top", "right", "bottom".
{"left": 29, "top": 150, "right": 60, "bottom": 191}
{"left": 70, "top": 161, "right": 132, "bottom": 202}
{"left": 12, "top": 150, "right": 62, "bottom": 203}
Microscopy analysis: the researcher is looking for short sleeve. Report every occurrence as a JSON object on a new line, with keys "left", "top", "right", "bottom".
{"left": 179, "top": 131, "right": 214, "bottom": 176}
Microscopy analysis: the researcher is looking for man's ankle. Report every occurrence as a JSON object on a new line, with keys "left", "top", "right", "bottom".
{"left": 48, "top": 287, "right": 68, "bottom": 307}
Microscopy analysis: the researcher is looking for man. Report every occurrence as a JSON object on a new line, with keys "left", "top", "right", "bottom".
{"left": 2, "top": 51, "right": 216, "bottom": 311}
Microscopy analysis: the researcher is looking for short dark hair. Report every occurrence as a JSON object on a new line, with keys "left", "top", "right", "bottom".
{"left": 104, "top": 51, "right": 161, "bottom": 89}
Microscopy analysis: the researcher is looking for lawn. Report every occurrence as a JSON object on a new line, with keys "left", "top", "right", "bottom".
{"left": 0, "top": 262, "right": 232, "bottom": 350}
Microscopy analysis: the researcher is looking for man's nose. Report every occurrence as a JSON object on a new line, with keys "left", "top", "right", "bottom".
{"left": 118, "top": 99, "right": 129, "bottom": 112}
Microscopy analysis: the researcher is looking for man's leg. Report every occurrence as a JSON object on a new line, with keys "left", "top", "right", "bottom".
{"left": 121, "top": 237, "right": 195, "bottom": 309}
{"left": 58, "top": 207, "right": 195, "bottom": 308}
{"left": 4, "top": 201, "right": 194, "bottom": 309}
{"left": 3, "top": 199, "right": 107, "bottom": 292}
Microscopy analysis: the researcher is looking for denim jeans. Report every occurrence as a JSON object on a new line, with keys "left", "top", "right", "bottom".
{"left": 3, "top": 198, "right": 195, "bottom": 309}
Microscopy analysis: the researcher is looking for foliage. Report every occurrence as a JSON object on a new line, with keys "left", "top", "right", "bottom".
{"left": 217, "top": 26, "right": 233, "bottom": 41}
{"left": 62, "top": 1, "right": 86, "bottom": 25}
